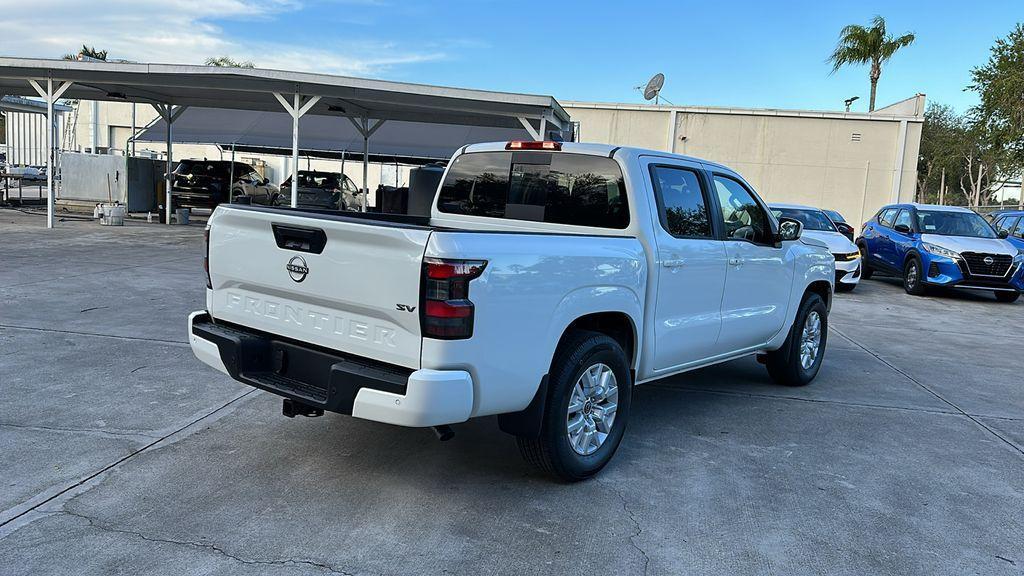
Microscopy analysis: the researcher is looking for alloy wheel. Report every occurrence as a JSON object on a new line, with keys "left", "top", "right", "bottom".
{"left": 799, "top": 311, "right": 822, "bottom": 370}
{"left": 566, "top": 363, "right": 619, "bottom": 456}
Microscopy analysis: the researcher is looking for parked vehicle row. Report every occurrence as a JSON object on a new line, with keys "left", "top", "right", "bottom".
{"left": 857, "top": 203, "right": 1024, "bottom": 302}
{"left": 170, "top": 160, "right": 361, "bottom": 212}
{"left": 188, "top": 141, "right": 835, "bottom": 481}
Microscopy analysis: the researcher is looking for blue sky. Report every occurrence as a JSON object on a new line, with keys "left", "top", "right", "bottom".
{"left": 5, "top": 0, "right": 1020, "bottom": 113}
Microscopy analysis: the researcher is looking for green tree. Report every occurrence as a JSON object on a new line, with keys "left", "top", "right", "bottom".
{"left": 62, "top": 45, "right": 108, "bottom": 61}
{"left": 969, "top": 23, "right": 1024, "bottom": 177}
{"left": 828, "top": 16, "right": 915, "bottom": 112}
{"left": 916, "top": 103, "right": 966, "bottom": 204}
{"left": 205, "top": 56, "right": 255, "bottom": 68}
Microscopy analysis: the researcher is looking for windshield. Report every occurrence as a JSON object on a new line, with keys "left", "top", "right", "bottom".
{"left": 173, "top": 161, "right": 233, "bottom": 178}
{"left": 916, "top": 210, "right": 997, "bottom": 238}
{"left": 771, "top": 208, "right": 837, "bottom": 232}
{"left": 823, "top": 209, "right": 846, "bottom": 224}
{"left": 297, "top": 172, "right": 341, "bottom": 189}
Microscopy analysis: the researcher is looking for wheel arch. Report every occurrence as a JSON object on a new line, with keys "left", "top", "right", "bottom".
{"left": 498, "top": 309, "right": 639, "bottom": 440}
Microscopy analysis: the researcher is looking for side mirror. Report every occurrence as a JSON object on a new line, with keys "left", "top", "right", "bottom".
{"left": 998, "top": 229, "right": 1010, "bottom": 239}
{"left": 894, "top": 223, "right": 912, "bottom": 235}
{"left": 778, "top": 217, "right": 803, "bottom": 242}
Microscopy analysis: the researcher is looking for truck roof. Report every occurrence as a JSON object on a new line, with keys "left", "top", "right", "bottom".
{"left": 460, "top": 141, "right": 732, "bottom": 172}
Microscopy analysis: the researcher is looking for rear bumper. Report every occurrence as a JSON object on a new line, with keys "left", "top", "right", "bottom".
{"left": 187, "top": 311, "right": 473, "bottom": 427}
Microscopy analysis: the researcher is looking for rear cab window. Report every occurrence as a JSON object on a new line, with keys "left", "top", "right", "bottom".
{"left": 436, "top": 151, "right": 629, "bottom": 229}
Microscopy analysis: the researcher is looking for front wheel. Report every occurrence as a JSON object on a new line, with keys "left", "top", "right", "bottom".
{"left": 903, "top": 257, "right": 926, "bottom": 296}
{"left": 516, "top": 331, "right": 632, "bottom": 482}
{"left": 857, "top": 243, "right": 874, "bottom": 280}
{"left": 765, "top": 292, "right": 828, "bottom": 386}
{"left": 995, "top": 290, "right": 1020, "bottom": 303}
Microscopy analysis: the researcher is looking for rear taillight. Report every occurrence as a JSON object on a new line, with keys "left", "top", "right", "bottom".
{"left": 422, "top": 258, "right": 486, "bottom": 339}
{"left": 203, "top": 227, "right": 212, "bottom": 289}
{"left": 506, "top": 140, "right": 561, "bottom": 151}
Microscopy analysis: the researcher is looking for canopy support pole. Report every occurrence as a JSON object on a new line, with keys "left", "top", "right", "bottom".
{"left": 151, "top": 103, "right": 188, "bottom": 224}
{"left": 347, "top": 116, "right": 386, "bottom": 212}
{"left": 28, "top": 78, "right": 72, "bottom": 229}
{"left": 273, "top": 92, "right": 321, "bottom": 207}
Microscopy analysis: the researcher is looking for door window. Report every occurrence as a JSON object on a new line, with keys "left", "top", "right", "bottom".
{"left": 649, "top": 165, "right": 712, "bottom": 238}
{"left": 893, "top": 209, "right": 914, "bottom": 231}
{"left": 1009, "top": 217, "right": 1024, "bottom": 239}
{"left": 712, "top": 175, "right": 772, "bottom": 245}
{"left": 997, "top": 216, "right": 1020, "bottom": 237}
{"left": 879, "top": 208, "right": 897, "bottom": 227}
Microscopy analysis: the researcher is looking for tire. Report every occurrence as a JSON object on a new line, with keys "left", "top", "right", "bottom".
{"left": 903, "top": 256, "right": 926, "bottom": 296}
{"left": 857, "top": 243, "right": 874, "bottom": 280}
{"left": 835, "top": 282, "right": 856, "bottom": 293}
{"left": 516, "top": 331, "right": 632, "bottom": 482}
{"left": 765, "top": 292, "right": 828, "bottom": 387}
{"left": 995, "top": 290, "right": 1020, "bottom": 303}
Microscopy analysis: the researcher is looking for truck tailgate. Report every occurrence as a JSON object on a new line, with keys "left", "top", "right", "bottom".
{"left": 207, "top": 206, "right": 430, "bottom": 369}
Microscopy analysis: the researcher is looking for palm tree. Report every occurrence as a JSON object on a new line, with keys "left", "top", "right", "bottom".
{"left": 62, "top": 45, "right": 108, "bottom": 61}
{"left": 828, "top": 16, "right": 915, "bottom": 112}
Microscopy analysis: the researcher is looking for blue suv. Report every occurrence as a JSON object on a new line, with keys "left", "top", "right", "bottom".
{"left": 857, "top": 203, "right": 1024, "bottom": 302}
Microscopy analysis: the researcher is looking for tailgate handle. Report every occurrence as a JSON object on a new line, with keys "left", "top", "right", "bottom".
{"left": 272, "top": 223, "right": 327, "bottom": 254}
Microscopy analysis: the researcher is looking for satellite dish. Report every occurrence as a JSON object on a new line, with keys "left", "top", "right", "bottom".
{"left": 643, "top": 73, "right": 665, "bottom": 103}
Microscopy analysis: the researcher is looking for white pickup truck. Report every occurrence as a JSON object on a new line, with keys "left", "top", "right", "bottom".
{"left": 189, "top": 141, "right": 834, "bottom": 481}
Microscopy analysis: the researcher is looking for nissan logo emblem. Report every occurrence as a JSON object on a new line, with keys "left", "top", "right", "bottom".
{"left": 286, "top": 255, "right": 309, "bottom": 283}
{"left": 983, "top": 256, "right": 995, "bottom": 266}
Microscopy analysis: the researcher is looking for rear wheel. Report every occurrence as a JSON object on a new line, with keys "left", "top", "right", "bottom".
{"left": 995, "top": 290, "right": 1020, "bottom": 303}
{"left": 903, "top": 257, "right": 926, "bottom": 296}
{"left": 765, "top": 292, "right": 827, "bottom": 386}
{"left": 516, "top": 331, "right": 632, "bottom": 482}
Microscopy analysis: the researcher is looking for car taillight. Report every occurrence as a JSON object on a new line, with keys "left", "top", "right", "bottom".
{"left": 506, "top": 140, "right": 561, "bottom": 151}
{"left": 422, "top": 258, "right": 486, "bottom": 339}
{"left": 203, "top": 227, "right": 212, "bottom": 289}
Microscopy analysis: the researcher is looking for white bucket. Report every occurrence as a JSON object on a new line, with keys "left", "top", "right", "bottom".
{"left": 99, "top": 203, "right": 126, "bottom": 226}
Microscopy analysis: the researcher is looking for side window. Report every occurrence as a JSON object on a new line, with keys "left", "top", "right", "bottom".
{"left": 649, "top": 165, "right": 712, "bottom": 238}
{"left": 893, "top": 209, "right": 913, "bottom": 231}
{"left": 1008, "top": 216, "right": 1023, "bottom": 238}
{"left": 879, "top": 208, "right": 897, "bottom": 227}
{"left": 712, "top": 175, "right": 772, "bottom": 245}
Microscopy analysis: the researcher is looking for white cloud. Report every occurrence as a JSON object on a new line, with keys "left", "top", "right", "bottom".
{"left": 0, "top": 0, "right": 446, "bottom": 76}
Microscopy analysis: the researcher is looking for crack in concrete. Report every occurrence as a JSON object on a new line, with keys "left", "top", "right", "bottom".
{"left": 61, "top": 510, "right": 353, "bottom": 574}
{"left": 0, "top": 421, "right": 160, "bottom": 440}
{"left": 0, "top": 390, "right": 256, "bottom": 530}
{"left": 0, "top": 323, "right": 189, "bottom": 346}
{"left": 598, "top": 479, "right": 650, "bottom": 576}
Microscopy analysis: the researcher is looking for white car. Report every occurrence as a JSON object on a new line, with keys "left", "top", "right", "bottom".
{"left": 189, "top": 141, "right": 835, "bottom": 480}
{"left": 771, "top": 204, "right": 862, "bottom": 292}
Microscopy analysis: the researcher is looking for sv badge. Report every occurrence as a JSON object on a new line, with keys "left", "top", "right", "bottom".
{"left": 396, "top": 304, "right": 417, "bottom": 313}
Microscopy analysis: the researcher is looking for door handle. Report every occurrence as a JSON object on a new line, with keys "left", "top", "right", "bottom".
{"left": 662, "top": 258, "right": 686, "bottom": 268}
{"left": 728, "top": 257, "right": 743, "bottom": 267}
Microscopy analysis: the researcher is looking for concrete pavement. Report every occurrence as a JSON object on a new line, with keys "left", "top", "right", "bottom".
{"left": 1, "top": 209, "right": 1021, "bottom": 575}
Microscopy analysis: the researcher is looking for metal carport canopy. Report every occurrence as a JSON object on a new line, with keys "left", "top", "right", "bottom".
{"left": 0, "top": 57, "right": 570, "bottom": 226}
{"left": 133, "top": 107, "right": 535, "bottom": 161}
